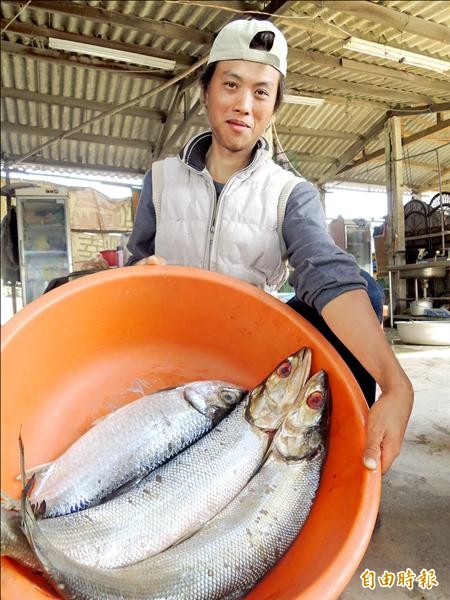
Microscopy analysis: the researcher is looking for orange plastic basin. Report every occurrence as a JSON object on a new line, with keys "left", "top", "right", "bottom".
{"left": 1, "top": 266, "right": 380, "bottom": 600}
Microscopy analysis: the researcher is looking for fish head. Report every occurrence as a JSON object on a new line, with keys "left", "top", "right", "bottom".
{"left": 183, "top": 381, "right": 246, "bottom": 421}
{"left": 274, "top": 370, "right": 329, "bottom": 461}
{"left": 245, "top": 347, "right": 312, "bottom": 431}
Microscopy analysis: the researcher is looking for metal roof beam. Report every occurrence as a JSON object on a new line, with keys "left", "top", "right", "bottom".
{"left": 1, "top": 20, "right": 195, "bottom": 67}
{"left": 287, "top": 73, "right": 435, "bottom": 105}
{"left": 275, "top": 125, "right": 360, "bottom": 141}
{"left": 288, "top": 48, "right": 450, "bottom": 95}
{"left": 318, "top": 114, "right": 389, "bottom": 184}
{"left": 159, "top": 98, "right": 203, "bottom": 158}
{"left": 2, "top": 123, "right": 152, "bottom": 150}
{"left": 388, "top": 103, "right": 450, "bottom": 117}
{"left": 312, "top": 1, "right": 450, "bottom": 45}
{"left": 1, "top": 88, "right": 167, "bottom": 122}
{"left": 2, "top": 0, "right": 213, "bottom": 46}
{"left": 2, "top": 155, "right": 146, "bottom": 177}
{"left": 339, "top": 120, "right": 450, "bottom": 174}
{"left": 277, "top": 4, "right": 448, "bottom": 68}
{"left": 0, "top": 41, "right": 169, "bottom": 81}
{"left": 7, "top": 54, "right": 208, "bottom": 166}
{"left": 417, "top": 168, "right": 450, "bottom": 192}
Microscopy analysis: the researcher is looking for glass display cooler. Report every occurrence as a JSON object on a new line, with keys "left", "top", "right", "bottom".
{"left": 16, "top": 186, "right": 72, "bottom": 304}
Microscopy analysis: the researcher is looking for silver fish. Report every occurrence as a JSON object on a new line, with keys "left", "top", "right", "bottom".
{"left": 26, "top": 381, "right": 245, "bottom": 517}
{"left": 9, "top": 348, "right": 311, "bottom": 570}
{"left": 20, "top": 370, "right": 328, "bottom": 600}
{"left": 1, "top": 505, "right": 41, "bottom": 573}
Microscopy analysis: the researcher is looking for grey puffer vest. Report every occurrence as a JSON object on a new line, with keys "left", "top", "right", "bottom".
{"left": 153, "top": 132, "right": 299, "bottom": 292}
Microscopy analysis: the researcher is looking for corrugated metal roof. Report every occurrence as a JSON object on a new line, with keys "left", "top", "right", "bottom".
{"left": 1, "top": 0, "right": 449, "bottom": 191}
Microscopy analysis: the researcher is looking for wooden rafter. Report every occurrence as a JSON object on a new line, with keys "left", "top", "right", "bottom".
{"left": 339, "top": 120, "right": 450, "bottom": 175}
{"left": 0, "top": 41, "right": 170, "bottom": 81}
{"left": 287, "top": 48, "right": 450, "bottom": 95}
{"left": 159, "top": 98, "right": 203, "bottom": 158}
{"left": 1, "top": 88, "right": 167, "bottom": 122}
{"left": 154, "top": 85, "right": 184, "bottom": 159}
{"left": 8, "top": 54, "right": 208, "bottom": 166}
{"left": 287, "top": 73, "right": 434, "bottom": 105}
{"left": 312, "top": 1, "right": 450, "bottom": 45}
{"left": 4, "top": 2, "right": 448, "bottom": 98}
{"left": 275, "top": 125, "right": 359, "bottom": 141}
{"left": 2, "top": 123, "right": 152, "bottom": 150}
{"left": 318, "top": 114, "right": 389, "bottom": 184}
{"left": 0, "top": 20, "right": 195, "bottom": 66}
{"left": 2, "top": 155, "right": 146, "bottom": 176}
{"left": 418, "top": 168, "right": 450, "bottom": 192}
{"left": 2, "top": 0, "right": 214, "bottom": 46}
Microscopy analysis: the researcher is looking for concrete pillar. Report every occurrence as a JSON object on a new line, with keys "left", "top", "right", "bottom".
{"left": 384, "top": 116, "right": 406, "bottom": 315}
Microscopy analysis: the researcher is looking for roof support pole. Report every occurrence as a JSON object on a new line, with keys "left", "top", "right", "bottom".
{"left": 384, "top": 116, "right": 406, "bottom": 318}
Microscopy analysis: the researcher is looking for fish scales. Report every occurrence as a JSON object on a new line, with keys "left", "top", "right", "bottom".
{"left": 1, "top": 506, "right": 41, "bottom": 573}
{"left": 29, "top": 381, "right": 244, "bottom": 517}
{"left": 19, "top": 449, "right": 325, "bottom": 600}
{"left": 20, "top": 369, "right": 327, "bottom": 600}
{"left": 118, "top": 453, "right": 325, "bottom": 599}
{"left": 34, "top": 401, "right": 268, "bottom": 568}
{"left": 18, "top": 348, "right": 312, "bottom": 569}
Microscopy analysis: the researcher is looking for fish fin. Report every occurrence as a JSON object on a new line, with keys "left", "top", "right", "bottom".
{"left": 0, "top": 490, "right": 20, "bottom": 512}
{"left": 15, "top": 460, "right": 53, "bottom": 481}
{"left": 18, "top": 438, "right": 46, "bottom": 556}
{"left": 18, "top": 434, "right": 37, "bottom": 538}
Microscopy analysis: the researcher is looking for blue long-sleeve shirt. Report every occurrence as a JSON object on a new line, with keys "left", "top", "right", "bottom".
{"left": 127, "top": 166, "right": 367, "bottom": 314}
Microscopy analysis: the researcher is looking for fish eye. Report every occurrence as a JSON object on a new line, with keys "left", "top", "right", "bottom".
{"left": 307, "top": 391, "right": 324, "bottom": 409}
{"left": 276, "top": 360, "right": 292, "bottom": 378}
{"left": 220, "top": 390, "right": 236, "bottom": 404}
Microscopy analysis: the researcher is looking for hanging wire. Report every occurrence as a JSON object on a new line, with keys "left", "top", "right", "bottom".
{"left": 272, "top": 123, "right": 307, "bottom": 180}
{"left": 164, "top": 0, "right": 353, "bottom": 38}
{"left": 1, "top": 0, "right": 32, "bottom": 34}
{"left": 403, "top": 146, "right": 414, "bottom": 192}
{"left": 435, "top": 148, "right": 446, "bottom": 254}
{"left": 348, "top": 142, "right": 450, "bottom": 177}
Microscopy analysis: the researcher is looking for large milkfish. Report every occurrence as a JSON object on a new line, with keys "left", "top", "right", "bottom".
{"left": 19, "top": 380, "right": 246, "bottom": 517}
{"left": 3, "top": 348, "right": 312, "bottom": 570}
{"left": 20, "top": 370, "right": 329, "bottom": 600}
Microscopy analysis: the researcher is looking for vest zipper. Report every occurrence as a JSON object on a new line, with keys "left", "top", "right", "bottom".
{"left": 207, "top": 177, "right": 234, "bottom": 271}
{"left": 198, "top": 152, "right": 261, "bottom": 270}
{"left": 204, "top": 177, "right": 217, "bottom": 268}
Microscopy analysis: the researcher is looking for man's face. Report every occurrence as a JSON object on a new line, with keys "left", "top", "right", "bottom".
{"left": 204, "top": 60, "right": 279, "bottom": 155}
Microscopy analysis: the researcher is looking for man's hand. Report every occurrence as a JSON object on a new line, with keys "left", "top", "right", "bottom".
{"left": 135, "top": 255, "right": 167, "bottom": 266}
{"left": 322, "top": 290, "right": 414, "bottom": 475}
{"left": 363, "top": 382, "right": 414, "bottom": 474}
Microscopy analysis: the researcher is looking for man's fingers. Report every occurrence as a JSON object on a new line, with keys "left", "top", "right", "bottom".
{"left": 363, "top": 422, "right": 383, "bottom": 471}
{"left": 379, "top": 435, "right": 402, "bottom": 474}
{"left": 136, "top": 255, "right": 167, "bottom": 266}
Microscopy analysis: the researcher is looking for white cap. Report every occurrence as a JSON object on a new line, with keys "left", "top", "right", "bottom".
{"left": 207, "top": 19, "right": 288, "bottom": 77}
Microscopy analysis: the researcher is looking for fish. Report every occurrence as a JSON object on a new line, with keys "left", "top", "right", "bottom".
{"left": 19, "top": 369, "right": 328, "bottom": 600}
{"left": 24, "top": 380, "right": 245, "bottom": 517}
{"left": 1, "top": 505, "right": 41, "bottom": 573}
{"left": 6, "top": 348, "right": 311, "bottom": 570}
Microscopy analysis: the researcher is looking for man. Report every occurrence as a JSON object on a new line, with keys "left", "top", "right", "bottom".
{"left": 127, "top": 19, "right": 413, "bottom": 474}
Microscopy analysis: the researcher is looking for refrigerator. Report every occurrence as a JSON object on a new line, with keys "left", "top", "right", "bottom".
{"left": 16, "top": 186, "right": 72, "bottom": 304}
